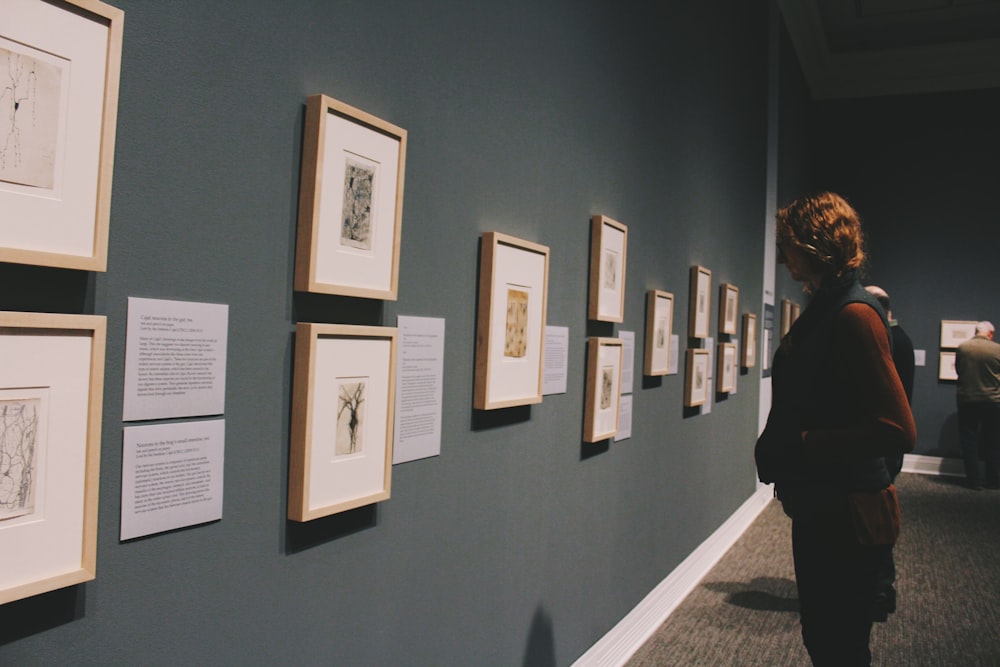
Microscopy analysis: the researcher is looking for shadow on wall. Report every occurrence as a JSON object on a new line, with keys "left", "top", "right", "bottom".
{"left": 937, "top": 412, "right": 961, "bottom": 458}
{"left": 523, "top": 605, "right": 556, "bottom": 667}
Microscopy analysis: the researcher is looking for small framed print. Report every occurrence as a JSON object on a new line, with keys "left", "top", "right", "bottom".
{"left": 588, "top": 215, "right": 628, "bottom": 322}
{"left": 717, "top": 342, "right": 736, "bottom": 393}
{"left": 938, "top": 350, "right": 958, "bottom": 381}
{"left": 688, "top": 265, "right": 712, "bottom": 339}
{"left": 684, "top": 348, "right": 710, "bottom": 407}
{"left": 780, "top": 298, "right": 794, "bottom": 337}
{"left": 719, "top": 283, "right": 739, "bottom": 335}
{"left": 288, "top": 323, "right": 398, "bottom": 521}
{"left": 741, "top": 313, "right": 757, "bottom": 368}
{"left": 940, "top": 320, "right": 977, "bottom": 350}
{"left": 791, "top": 301, "right": 801, "bottom": 323}
{"left": 644, "top": 290, "right": 674, "bottom": 376}
{"left": 474, "top": 232, "right": 549, "bottom": 410}
{"left": 0, "top": 0, "right": 124, "bottom": 271}
{"left": 295, "top": 94, "right": 407, "bottom": 300}
{"left": 0, "top": 311, "right": 106, "bottom": 604}
{"left": 583, "top": 337, "right": 623, "bottom": 443}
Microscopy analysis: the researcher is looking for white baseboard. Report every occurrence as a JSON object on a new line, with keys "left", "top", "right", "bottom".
{"left": 573, "top": 454, "right": 959, "bottom": 667}
{"left": 572, "top": 484, "right": 774, "bottom": 667}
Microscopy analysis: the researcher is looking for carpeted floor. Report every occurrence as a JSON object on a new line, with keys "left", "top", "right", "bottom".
{"left": 625, "top": 472, "right": 1000, "bottom": 666}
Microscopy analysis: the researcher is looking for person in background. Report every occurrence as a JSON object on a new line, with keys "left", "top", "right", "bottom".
{"left": 755, "top": 192, "right": 916, "bottom": 666}
{"left": 865, "top": 284, "right": 915, "bottom": 479}
{"left": 955, "top": 321, "right": 1000, "bottom": 490}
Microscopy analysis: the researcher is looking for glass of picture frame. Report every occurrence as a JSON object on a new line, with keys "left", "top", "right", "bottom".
{"left": 717, "top": 342, "right": 737, "bottom": 393}
{"left": 583, "top": 337, "right": 623, "bottom": 443}
{"left": 940, "top": 320, "right": 977, "bottom": 349}
{"left": 741, "top": 312, "right": 757, "bottom": 368}
{"left": 684, "top": 348, "right": 710, "bottom": 407}
{"left": 588, "top": 215, "right": 628, "bottom": 323}
{"left": 474, "top": 232, "right": 550, "bottom": 410}
{"left": 719, "top": 283, "right": 739, "bottom": 335}
{"left": 644, "top": 289, "right": 674, "bottom": 376}
{"left": 688, "top": 265, "right": 712, "bottom": 339}
{"left": 288, "top": 323, "right": 398, "bottom": 521}
{"left": 295, "top": 94, "right": 407, "bottom": 300}
{"left": 0, "top": 311, "right": 106, "bottom": 605}
{"left": 0, "top": 0, "right": 123, "bottom": 271}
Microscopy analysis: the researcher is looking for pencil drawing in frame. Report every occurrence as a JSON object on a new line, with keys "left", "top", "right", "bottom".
{"left": 717, "top": 342, "right": 736, "bottom": 393}
{"left": 583, "top": 337, "right": 623, "bottom": 443}
{"left": 688, "top": 265, "right": 712, "bottom": 339}
{"left": 741, "top": 312, "right": 757, "bottom": 368}
{"left": 0, "top": 0, "right": 123, "bottom": 271}
{"left": 684, "top": 348, "right": 710, "bottom": 408}
{"left": 719, "top": 283, "right": 739, "bottom": 335}
{"left": 588, "top": 215, "right": 628, "bottom": 323}
{"left": 295, "top": 94, "right": 407, "bottom": 300}
{"left": 644, "top": 289, "right": 674, "bottom": 376}
{"left": 474, "top": 232, "right": 549, "bottom": 411}
{"left": 939, "top": 320, "right": 977, "bottom": 350}
{"left": 0, "top": 311, "right": 106, "bottom": 605}
{"left": 938, "top": 350, "right": 958, "bottom": 381}
{"left": 288, "top": 323, "right": 397, "bottom": 522}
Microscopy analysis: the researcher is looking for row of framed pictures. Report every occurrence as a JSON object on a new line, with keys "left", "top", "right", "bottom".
{"left": 938, "top": 319, "right": 978, "bottom": 381}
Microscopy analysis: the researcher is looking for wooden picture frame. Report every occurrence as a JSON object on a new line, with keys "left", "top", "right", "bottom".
{"left": 295, "top": 94, "right": 407, "bottom": 300}
{"left": 644, "top": 289, "right": 674, "bottom": 376}
{"left": 289, "top": 323, "right": 398, "bottom": 521}
{"left": 688, "top": 265, "right": 712, "bottom": 339}
{"left": 741, "top": 312, "right": 757, "bottom": 368}
{"left": 719, "top": 283, "right": 739, "bottom": 335}
{"left": 717, "top": 342, "right": 736, "bottom": 393}
{"left": 938, "top": 350, "right": 958, "bottom": 381}
{"left": 0, "top": 0, "right": 123, "bottom": 271}
{"left": 588, "top": 215, "right": 627, "bottom": 322}
{"left": 0, "top": 311, "right": 106, "bottom": 605}
{"left": 684, "top": 348, "right": 710, "bottom": 407}
{"left": 780, "top": 298, "right": 794, "bottom": 337}
{"left": 583, "top": 337, "right": 623, "bottom": 442}
{"left": 474, "top": 232, "right": 549, "bottom": 410}
{"left": 940, "top": 320, "right": 977, "bottom": 350}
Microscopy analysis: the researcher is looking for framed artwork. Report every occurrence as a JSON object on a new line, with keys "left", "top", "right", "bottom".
{"left": 741, "top": 313, "right": 757, "bottom": 368}
{"left": 295, "top": 94, "right": 407, "bottom": 300}
{"left": 583, "top": 337, "right": 623, "bottom": 443}
{"left": 644, "top": 289, "right": 674, "bottom": 376}
{"left": 719, "top": 283, "right": 739, "bottom": 335}
{"left": 0, "top": 0, "right": 124, "bottom": 271}
{"left": 688, "top": 265, "right": 712, "bottom": 339}
{"left": 938, "top": 350, "right": 958, "bottom": 381}
{"left": 288, "top": 323, "right": 398, "bottom": 521}
{"left": 588, "top": 215, "right": 628, "bottom": 322}
{"left": 791, "top": 301, "right": 801, "bottom": 323}
{"left": 780, "top": 298, "right": 794, "bottom": 337}
{"left": 940, "top": 320, "right": 977, "bottom": 349}
{"left": 474, "top": 232, "right": 549, "bottom": 410}
{"left": 684, "top": 348, "right": 710, "bottom": 407}
{"left": 717, "top": 342, "right": 737, "bottom": 393}
{"left": 0, "top": 311, "right": 106, "bottom": 605}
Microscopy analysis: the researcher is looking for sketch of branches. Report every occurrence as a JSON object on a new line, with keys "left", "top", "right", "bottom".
{"left": 0, "top": 399, "right": 39, "bottom": 519}
{"left": 1, "top": 46, "right": 60, "bottom": 188}
{"left": 504, "top": 288, "right": 529, "bottom": 358}
{"left": 600, "top": 366, "right": 614, "bottom": 410}
{"left": 336, "top": 381, "right": 366, "bottom": 456}
{"left": 341, "top": 157, "right": 375, "bottom": 250}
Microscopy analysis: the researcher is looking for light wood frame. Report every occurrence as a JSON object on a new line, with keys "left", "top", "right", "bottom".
{"left": 289, "top": 323, "right": 398, "bottom": 521}
{"left": 938, "top": 350, "right": 958, "bottom": 381}
{"left": 0, "top": 311, "right": 106, "bottom": 605}
{"left": 474, "top": 232, "right": 550, "bottom": 410}
{"left": 0, "top": 0, "right": 123, "bottom": 271}
{"left": 940, "top": 320, "right": 977, "bottom": 349}
{"left": 295, "top": 94, "right": 407, "bottom": 299}
{"left": 719, "top": 283, "right": 739, "bottom": 335}
{"left": 588, "top": 215, "right": 628, "bottom": 322}
{"left": 717, "top": 342, "right": 737, "bottom": 393}
{"left": 643, "top": 289, "right": 674, "bottom": 376}
{"left": 684, "top": 348, "right": 710, "bottom": 407}
{"left": 780, "top": 298, "right": 794, "bottom": 337}
{"left": 741, "top": 312, "right": 757, "bottom": 368}
{"left": 583, "top": 337, "right": 623, "bottom": 443}
{"left": 688, "top": 265, "right": 712, "bottom": 339}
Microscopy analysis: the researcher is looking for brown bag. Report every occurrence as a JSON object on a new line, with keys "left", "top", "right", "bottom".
{"left": 847, "top": 484, "right": 900, "bottom": 545}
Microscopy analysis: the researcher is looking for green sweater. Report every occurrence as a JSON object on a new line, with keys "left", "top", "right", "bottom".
{"left": 956, "top": 334, "right": 1000, "bottom": 403}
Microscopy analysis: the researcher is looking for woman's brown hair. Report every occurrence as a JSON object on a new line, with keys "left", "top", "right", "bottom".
{"left": 776, "top": 191, "right": 866, "bottom": 280}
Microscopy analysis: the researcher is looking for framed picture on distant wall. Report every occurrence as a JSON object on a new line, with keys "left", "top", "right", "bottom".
{"left": 474, "top": 232, "right": 549, "bottom": 410}
{"left": 719, "top": 283, "right": 739, "bottom": 335}
{"left": 780, "top": 298, "right": 793, "bottom": 337}
{"left": 684, "top": 348, "right": 710, "bottom": 407}
{"left": 940, "top": 320, "right": 977, "bottom": 349}
{"left": 643, "top": 290, "right": 674, "bottom": 376}
{"left": 588, "top": 215, "right": 628, "bottom": 322}
{"left": 688, "top": 265, "right": 712, "bottom": 339}
{"left": 0, "top": 311, "right": 107, "bottom": 604}
{"left": 295, "top": 94, "right": 407, "bottom": 299}
{"left": 741, "top": 313, "right": 757, "bottom": 368}
{"left": 717, "top": 342, "right": 736, "bottom": 393}
{"left": 583, "top": 337, "right": 623, "bottom": 442}
{"left": 288, "top": 323, "right": 398, "bottom": 521}
{"left": 938, "top": 350, "right": 958, "bottom": 381}
{"left": 0, "top": 0, "right": 124, "bottom": 271}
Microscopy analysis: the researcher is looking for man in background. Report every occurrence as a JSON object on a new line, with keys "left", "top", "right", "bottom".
{"left": 955, "top": 321, "right": 1000, "bottom": 490}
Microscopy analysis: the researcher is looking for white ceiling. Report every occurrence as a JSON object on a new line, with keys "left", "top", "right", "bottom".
{"left": 778, "top": 0, "right": 1000, "bottom": 98}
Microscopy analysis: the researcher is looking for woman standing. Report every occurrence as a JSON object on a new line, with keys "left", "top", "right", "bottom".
{"left": 755, "top": 192, "right": 916, "bottom": 666}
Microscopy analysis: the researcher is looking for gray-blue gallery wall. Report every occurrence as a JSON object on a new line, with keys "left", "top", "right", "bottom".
{"left": 0, "top": 1, "right": 772, "bottom": 665}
